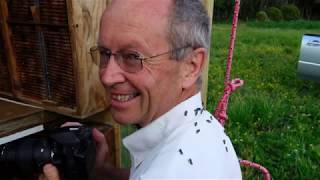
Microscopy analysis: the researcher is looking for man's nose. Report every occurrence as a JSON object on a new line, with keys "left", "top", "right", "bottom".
{"left": 100, "top": 57, "right": 125, "bottom": 87}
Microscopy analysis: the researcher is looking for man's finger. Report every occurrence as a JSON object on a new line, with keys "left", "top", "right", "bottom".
{"left": 92, "top": 128, "right": 108, "bottom": 167}
{"left": 61, "top": 121, "right": 82, "bottom": 127}
{"left": 43, "top": 164, "right": 60, "bottom": 180}
{"left": 38, "top": 174, "right": 46, "bottom": 180}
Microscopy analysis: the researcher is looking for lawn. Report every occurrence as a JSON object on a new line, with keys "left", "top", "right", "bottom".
{"left": 207, "top": 21, "right": 320, "bottom": 179}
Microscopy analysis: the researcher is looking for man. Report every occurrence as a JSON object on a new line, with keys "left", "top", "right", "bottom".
{"left": 40, "top": 0, "right": 242, "bottom": 179}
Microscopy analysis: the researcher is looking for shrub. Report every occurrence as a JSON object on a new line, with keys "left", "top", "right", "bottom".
{"left": 281, "top": 4, "right": 300, "bottom": 21}
{"left": 266, "top": 7, "right": 283, "bottom": 21}
{"left": 256, "top": 11, "right": 269, "bottom": 22}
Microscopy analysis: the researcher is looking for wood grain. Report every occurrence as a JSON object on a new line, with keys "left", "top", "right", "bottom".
{"left": 0, "top": 0, "right": 111, "bottom": 118}
{"left": 0, "top": 0, "right": 21, "bottom": 97}
{"left": 0, "top": 98, "right": 61, "bottom": 138}
{"left": 201, "top": 0, "right": 214, "bottom": 106}
{"left": 67, "top": 0, "right": 111, "bottom": 118}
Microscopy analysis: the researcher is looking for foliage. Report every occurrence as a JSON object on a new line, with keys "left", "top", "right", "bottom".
{"left": 213, "top": 0, "right": 319, "bottom": 21}
{"left": 208, "top": 21, "right": 320, "bottom": 179}
{"left": 247, "top": 20, "right": 320, "bottom": 30}
{"left": 266, "top": 7, "right": 283, "bottom": 21}
{"left": 256, "top": 11, "right": 269, "bottom": 22}
{"left": 213, "top": 0, "right": 234, "bottom": 20}
{"left": 281, "top": 4, "right": 301, "bottom": 21}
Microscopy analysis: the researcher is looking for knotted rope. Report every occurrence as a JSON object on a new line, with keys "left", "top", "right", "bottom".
{"left": 213, "top": 1, "right": 270, "bottom": 179}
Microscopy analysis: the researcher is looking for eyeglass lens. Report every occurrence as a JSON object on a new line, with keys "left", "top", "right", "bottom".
{"left": 94, "top": 47, "right": 143, "bottom": 73}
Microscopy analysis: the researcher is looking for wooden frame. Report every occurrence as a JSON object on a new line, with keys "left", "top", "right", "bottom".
{"left": 0, "top": 0, "right": 111, "bottom": 118}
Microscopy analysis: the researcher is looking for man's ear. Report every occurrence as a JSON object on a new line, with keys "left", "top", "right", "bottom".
{"left": 181, "top": 47, "right": 206, "bottom": 89}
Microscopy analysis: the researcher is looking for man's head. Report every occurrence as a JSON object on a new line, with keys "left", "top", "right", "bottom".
{"left": 97, "top": 0, "right": 209, "bottom": 127}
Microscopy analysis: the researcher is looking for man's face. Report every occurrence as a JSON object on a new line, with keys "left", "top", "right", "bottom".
{"left": 98, "top": 0, "right": 187, "bottom": 127}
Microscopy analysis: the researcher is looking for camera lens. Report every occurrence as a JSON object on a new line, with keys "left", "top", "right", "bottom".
{"left": 0, "top": 143, "right": 16, "bottom": 178}
{"left": 0, "top": 127, "right": 95, "bottom": 180}
{"left": 0, "top": 138, "right": 54, "bottom": 179}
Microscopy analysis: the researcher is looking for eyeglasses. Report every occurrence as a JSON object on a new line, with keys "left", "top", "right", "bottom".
{"left": 90, "top": 46, "right": 190, "bottom": 73}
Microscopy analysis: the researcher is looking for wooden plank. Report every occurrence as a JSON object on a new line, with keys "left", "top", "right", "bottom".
{"left": 0, "top": 0, "right": 21, "bottom": 97}
{"left": 0, "top": 98, "right": 62, "bottom": 138}
{"left": 0, "top": 26, "right": 12, "bottom": 94}
{"left": 67, "top": 0, "right": 111, "bottom": 118}
{"left": 0, "top": 97, "right": 42, "bottom": 123}
{"left": 17, "top": 95, "right": 78, "bottom": 116}
{"left": 201, "top": 0, "right": 214, "bottom": 106}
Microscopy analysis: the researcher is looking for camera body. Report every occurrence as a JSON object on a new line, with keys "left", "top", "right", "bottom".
{"left": 0, "top": 126, "right": 96, "bottom": 180}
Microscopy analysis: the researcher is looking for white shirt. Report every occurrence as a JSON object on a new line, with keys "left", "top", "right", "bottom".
{"left": 123, "top": 93, "right": 242, "bottom": 180}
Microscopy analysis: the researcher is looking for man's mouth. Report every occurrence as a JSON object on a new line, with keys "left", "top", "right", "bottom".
{"left": 111, "top": 93, "right": 140, "bottom": 102}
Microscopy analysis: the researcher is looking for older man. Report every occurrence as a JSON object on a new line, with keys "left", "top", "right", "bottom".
{"left": 40, "top": 0, "right": 242, "bottom": 179}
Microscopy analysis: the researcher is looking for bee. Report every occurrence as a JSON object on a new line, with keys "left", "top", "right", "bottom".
{"left": 201, "top": 107, "right": 205, "bottom": 114}
{"left": 194, "top": 108, "right": 201, "bottom": 116}
{"left": 178, "top": 149, "right": 183, "bottom": 155}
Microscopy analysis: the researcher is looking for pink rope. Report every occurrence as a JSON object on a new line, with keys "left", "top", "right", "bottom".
{"left": 213, "top": 1, "right": 271, "bottom": 180}
{"left": 214, "top": 79, "right": 243, "bottom": 126}
{"left": 214, "top": 0, "right": 243, "bottom": 126}
{"left": 224, "top": 0, "right": 241, "bottom": 84}
{"left": 240, "top": 160, "right": 271, "bottom": 179}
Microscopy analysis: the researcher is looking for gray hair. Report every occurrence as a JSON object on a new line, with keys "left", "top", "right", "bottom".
{"left": 167, "top": 0, "right": 210, "bottom": 87}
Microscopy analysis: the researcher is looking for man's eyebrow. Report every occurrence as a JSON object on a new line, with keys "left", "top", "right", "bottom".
{"left": 97, "top": 40, "right": 150, "bottom": 53}
{"left": 97, "top": 42, "right": 108, "bottom": 49}
{"left": 96, "top": 45, "right": 110, "bottom": 52}
{"left": 96, "top": 44, "right": 113, "bottom": 53}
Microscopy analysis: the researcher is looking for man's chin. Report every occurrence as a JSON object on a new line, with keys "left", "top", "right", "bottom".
{"left": 111, "top": 112, "right": 138, "bottom": 125}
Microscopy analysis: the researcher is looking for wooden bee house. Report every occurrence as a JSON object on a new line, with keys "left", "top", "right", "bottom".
{"left": 0, "top": 0, "right": 111, "bottom": 118}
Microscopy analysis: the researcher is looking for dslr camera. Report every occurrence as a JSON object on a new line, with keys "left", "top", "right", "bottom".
{"left": 0, "top": 126, "right": 96, "bottom": 180}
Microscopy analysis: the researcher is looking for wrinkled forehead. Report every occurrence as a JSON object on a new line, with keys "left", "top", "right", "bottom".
{"left": 108, "top": 0, "right": 172, "bottom": 15}
{"left": 99, "top": 0, "right": 173, "bottom": 50}
{"left": 102, "top": 0, "right": 172, "bottom": 29}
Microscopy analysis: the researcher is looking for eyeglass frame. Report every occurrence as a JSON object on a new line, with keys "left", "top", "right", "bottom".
{"left": 89, "top": 45, "right": 192, "bottom": 73}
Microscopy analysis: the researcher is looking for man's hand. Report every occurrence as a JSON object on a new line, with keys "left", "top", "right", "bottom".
{"left": 92, "top": 128, "right": 109, "bottom": 168}
{"left": 38, "top": 164, "right": 60, "bottom": 180}
{"left": 62, "top": 122, "right": 109, "bottom": 169}
{"left": 38, "top": 122, "right": 109, "bottom": 180}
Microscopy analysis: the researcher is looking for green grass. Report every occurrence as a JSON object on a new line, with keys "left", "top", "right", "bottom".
{"left": 208, "top": 21, "right": 320, "bottom": 179}
{"left": 247, "top": 20, "right": 320, "bottom": 30}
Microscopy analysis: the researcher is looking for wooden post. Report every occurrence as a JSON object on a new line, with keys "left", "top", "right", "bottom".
{"left": 201, "top": 0, "right": 214, "bottom": 106}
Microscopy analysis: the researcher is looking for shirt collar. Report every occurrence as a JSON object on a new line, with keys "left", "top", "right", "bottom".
{"left": 123, "top": 92, "right": 203, "bottom": 168}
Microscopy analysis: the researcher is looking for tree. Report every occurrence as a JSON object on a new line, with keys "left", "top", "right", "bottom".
{"left": 213, "top": 0, "right": 320, "bottom": 21}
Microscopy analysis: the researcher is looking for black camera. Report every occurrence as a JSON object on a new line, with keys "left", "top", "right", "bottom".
{"left": 0, "top": 126, "right": 96, "bottom": 180}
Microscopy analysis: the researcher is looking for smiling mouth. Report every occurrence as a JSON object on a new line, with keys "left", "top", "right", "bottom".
{"left": 111, "top": 93, "right": 140, "bottom": 102}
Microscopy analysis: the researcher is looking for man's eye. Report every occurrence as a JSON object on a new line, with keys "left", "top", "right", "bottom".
{"left": 99, "top": 50, "right": 111, "bottom": 57}
{"left": 123, "top": 53, "right": 141, "bottom": 61}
